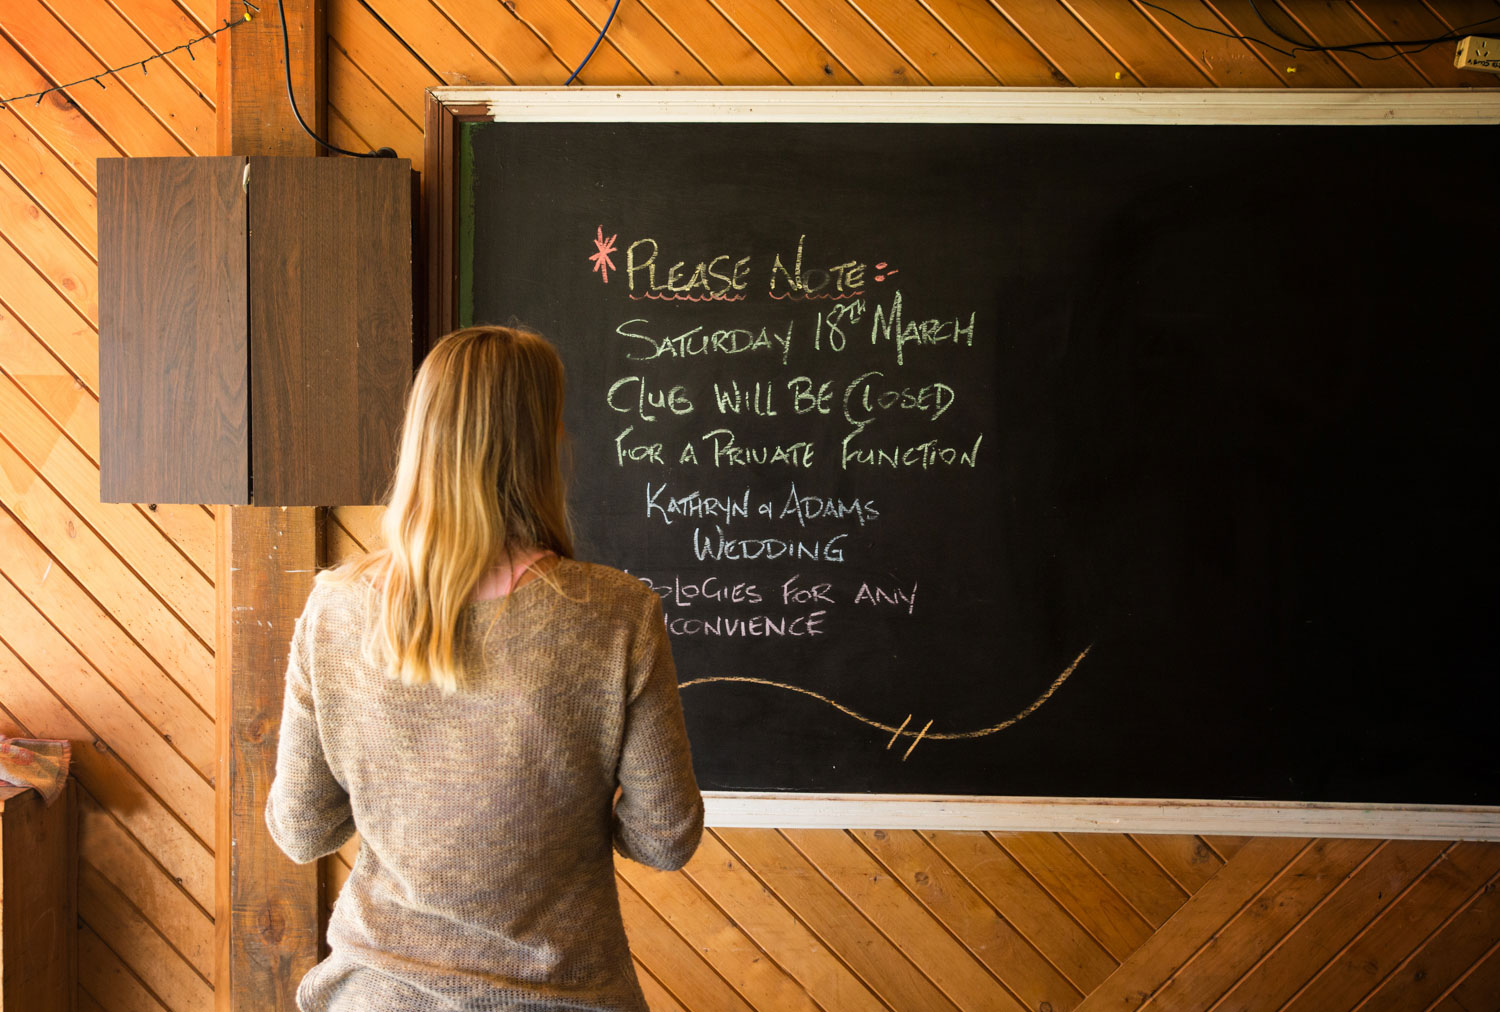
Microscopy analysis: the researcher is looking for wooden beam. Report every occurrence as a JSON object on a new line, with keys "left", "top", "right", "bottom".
{"left": 216, "top": 0, "right": 324, "bottom": 157}
{"left": 214, "top": 1, "right": 326, "bottom": 1010}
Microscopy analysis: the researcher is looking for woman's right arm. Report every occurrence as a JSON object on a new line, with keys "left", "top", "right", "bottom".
{"left": 613, "top": 595, "right": 703, "bottom": 870}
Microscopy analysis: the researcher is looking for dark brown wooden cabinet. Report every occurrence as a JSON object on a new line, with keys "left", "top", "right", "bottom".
{"left": 0, "top": 783, "right": 75, "bottom": 1012}
{"left": 98, "top": 156, "right": 413, "bottom": 506}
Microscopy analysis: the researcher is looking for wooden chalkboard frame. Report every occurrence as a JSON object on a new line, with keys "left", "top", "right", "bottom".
{"left": 424, "top": 86, "right": 1500, "bottom": 839}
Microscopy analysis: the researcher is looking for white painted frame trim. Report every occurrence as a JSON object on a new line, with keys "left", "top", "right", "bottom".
{"left": 434, "top": 86, "right": 1500, "bottom": 835}
{"left": 430, "top": 85, "right": 1500, "bottom": 125}
{"left": 704, "top": 794, "right": 1500, "bottom": 839}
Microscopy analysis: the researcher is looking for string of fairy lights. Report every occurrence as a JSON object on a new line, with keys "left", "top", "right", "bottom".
{"left": 0, "top": 2, "right": 258, "bottom": 109}
{"left": 0, "top": 0, "right": 621, "bottom": 158}
{"left": 4, "top": 2, "right": 1491, "bottom": 118}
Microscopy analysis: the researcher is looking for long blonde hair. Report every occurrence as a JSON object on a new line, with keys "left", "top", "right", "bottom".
{"left": 320, "top": 325, "right": 574, "bottom": 692}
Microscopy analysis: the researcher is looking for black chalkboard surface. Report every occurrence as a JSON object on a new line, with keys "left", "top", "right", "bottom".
{"left": 459, "top": 113, "right": 1499, "bottom": 806}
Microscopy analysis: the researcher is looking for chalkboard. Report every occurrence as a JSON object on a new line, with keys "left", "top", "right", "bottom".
{"left": 451, "top": 93, "right": 1500, "bottom": 810}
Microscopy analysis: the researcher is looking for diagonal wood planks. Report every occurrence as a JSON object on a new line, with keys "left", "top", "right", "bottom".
{"left": 3, "top": 4, "right": 1500, "bottom": 1012}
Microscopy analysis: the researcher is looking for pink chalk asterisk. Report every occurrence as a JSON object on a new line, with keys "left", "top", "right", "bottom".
{"left": 589, "top": 226, "right": 618, "bottom": 283}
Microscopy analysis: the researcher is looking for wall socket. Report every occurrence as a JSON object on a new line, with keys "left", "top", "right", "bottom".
{"left": 1454, "top": 36, "right": 1500, "bottom": 74}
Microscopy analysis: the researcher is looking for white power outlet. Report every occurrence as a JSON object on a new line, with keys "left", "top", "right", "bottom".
{"left": 1454, "top": 36, "right": 1500, "bottom": 74}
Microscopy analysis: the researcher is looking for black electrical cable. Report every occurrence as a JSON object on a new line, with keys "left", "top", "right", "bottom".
{"left": 276, "top": 0, "right": 395, "bottom": 157}
{"left": 1247, "top": 0, "right": 1500, "bottom": 61}
{"left": 565, "top": 0, "right": 623, "bottom": 85}
{"left": 1140, "top": 0, "right": 1500, "bottom": 63}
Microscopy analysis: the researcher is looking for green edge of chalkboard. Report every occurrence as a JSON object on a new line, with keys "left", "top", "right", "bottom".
{"left": 458, "top": 121, "right": 477, "bottom": 329}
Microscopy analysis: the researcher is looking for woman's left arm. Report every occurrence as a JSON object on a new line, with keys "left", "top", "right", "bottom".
{"left": 265, "top": 603, "right": 356, "bottom": 864}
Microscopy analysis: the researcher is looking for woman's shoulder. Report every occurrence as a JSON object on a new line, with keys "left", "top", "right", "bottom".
{"left": 303, "top": 561, "right": 378, "bottom": 624}
{"left": 557, "top": 558, "right": 661, "bottom": 613}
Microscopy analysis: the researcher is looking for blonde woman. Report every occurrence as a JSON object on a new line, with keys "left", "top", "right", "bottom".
{"left": 265, "top": 326, "right": 703, "bottom": 1011}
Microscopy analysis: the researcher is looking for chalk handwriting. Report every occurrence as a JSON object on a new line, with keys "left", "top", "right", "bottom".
{"left": 854, "top": 581, "right": 919, "bottom": 615}
{"left": 607, "top": 376, "right": 695, "bottom": 422}
{"left": 646, "top": 483, "right": 750, "bottom": 526}
{"left": 626, "top": 237, "right": 752, "bottom": 298}
{"left": 869, "top": 292, "right": 976, "bottom": 366}
{"left": 693, "top": 526, "right": 847, "bottom": 563}
{"left": 616, "top": 318, "right": 793, "bottom": 365}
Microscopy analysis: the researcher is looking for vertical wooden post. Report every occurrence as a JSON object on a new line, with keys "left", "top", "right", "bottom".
{"left": 214, "top": 1, "right": 326, "bottom": 1009}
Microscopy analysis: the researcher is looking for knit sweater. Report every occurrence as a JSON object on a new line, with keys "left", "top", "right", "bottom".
{"left": 265, "top": 558, "right": 704, "bottom": 1012}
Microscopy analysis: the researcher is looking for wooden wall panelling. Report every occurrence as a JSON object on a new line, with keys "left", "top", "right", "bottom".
{"left": 1266, "top": 2, "right": 1431, "bottom": 87}
{"left": 0, "top": 111, "right": 99, "bottom": 252}
{"left": 1214, "top": 839, "right": 1453, "bottom": 1010}
{"left": 1281, "top": 841, "right": 1500, "bottom": 1012}
{"left": 571, "top": 0, "right": 717, "bottom": 83}
{"left": 994, "top": 2, "right": 1141, "bottom": 85}
{"left": 0, "top": 163, "right": 97, "bottom": 327}
{"left": 1, "top": 0, "right": 192, "bottom": 156}
{"left": 97, "top": 0, "right": 217, "bottom": 101}
{"left": 357, "top": 0, "right": 514, "bottom": 86}
{"left": 78, "top": 923, "right": 172, "bottom": 1012}
{"left": 1128, "top": 0, "right": 1287, "bottom": 85}
{"left": 1184, "top": 0, "right": 1351, "bottom": 86}
{"left": 501, "top": 0, "right": 655, "bottom": 84}
{"left": 1357, "top": 3, "right": 1494, "bottom": 86}
{"left": 614, "top": 876, "right": 759, "bottom": 1012}
{"left": 920, "top": 0, "right": 1061, "bottom": 85}
{"left": 0, "top": 292, "right": 100, "bottom": 463}
{"left": 990, "top": 832, "right": 1155, "bottom": 961}
{"left": 78, "top": 791, "right": 214, "bottom": 981}
{"left": 0, "top": 478, "right": 212, "bottom": 726}
{"left": 715, "top": 827, "right": 960, "bottom": 1010}
{"left": 853, "top": 828, "right": 1082, "bottom": 1008}
{"left": 326, "top": 0, "right": 441, "bottom": 126}
{"left": 1430, "top": 0, "right": 1500, "bottom": 42}
{"left": 631, "top": 0, "right": 785, "bottom": 83}
{"left": 1131, "top": 833, "right": 1226, "bottom": 892}
{"left": 1073, "top": 836, "right": 1312, "bottom": 1007}
{"left": 0, "top": 425, "right": 215, "bottom": 716}
{"left": 79, "top": 862, "right": 212, "bottom": 1012}
{"left": 2, "top": 4, "right": 1499, "bottom": 1012}
{"left": 1436, "top": 944, "right": 1500, "bottom": 1011}
{"left": 1145, "top": 838, "right": 1385, "bottom": 1008}
{"left": 1056, "top": 832, "right": 1189, "bottom": 927}
{"left": 426, "top": 0, "right": 575, "bottom": 84}
{"left": 783, "top": 828, "right": 1022, "bottom": 1009}
{"left": 697, "top": 0, "right": 859, "bottom": 84}
{"left": 0, "top": 34, "right": 122, "bottom": 184}
{"left": 3, "top": 379, "right": 217, "bottom": 654}
{"left": 842, "top": 0, "right": 999, "bottom": 84}
{"left": 0, "top": 633, "right": 214, "bottom": 911}
{"left": 774, "top": 0, "right": 923, "bottom": 83}
{"left": 925, "top": 830, "right": 1117, "bottom": 992}
{"left": 679, "top": 831, "right": 888, "bottom": 1012}
{"left": 0, "top": 214, "right": 100, "bottom": 393}
{"left": 615, "top": 855, "right": 823, "bottom": 1012}
{"left": 322, "top": 44, "right": 423, "bottom": 164}
{"left": 98, "top": 157, "right": 248, "bottom": 506}
{"left": 1062, "top": 1, "right": 1212, "bottom": 87}
{"left": 0, "top": 568, "right": 213, "bottom": 800}
{"left": 635, "top": 967, "right": 690, "bottom": 1012}
{"left": 0, "top": 584, "right": 213, "bottom": 857}
{"left": 39, "top": 0, "right": 216, "bottom": 152}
